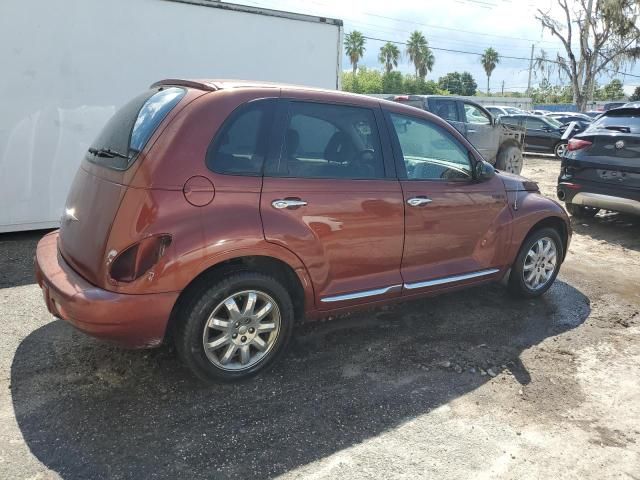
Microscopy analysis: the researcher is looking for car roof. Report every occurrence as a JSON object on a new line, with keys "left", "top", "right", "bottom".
{"left": 602, "top": 105, "right": 640, "bottom": 116}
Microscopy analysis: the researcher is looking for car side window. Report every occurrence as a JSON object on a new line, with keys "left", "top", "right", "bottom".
{"left": 273, "top": 101, "right": 384, "bottom": 179}
{"left": 206, "top": 99, "right": 275, "bottom": 175}
{"left": 389, "top": 113, "right": 472, "bottom": 181}
{"left": 430, "top": 99, "right": 460, "bottom": 122}
{"left": 463, "top": 103, "right": 491, "bottom": 125}
{"left": 525, "top": 117, "right": 546, "bottom": 130}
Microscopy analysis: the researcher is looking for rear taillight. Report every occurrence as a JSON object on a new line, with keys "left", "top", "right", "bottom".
{"left": 109, "top": 234, "right": 172, "bottom": 283}
{"left": 568, "top": 138, "right": 592, "bottom": 151}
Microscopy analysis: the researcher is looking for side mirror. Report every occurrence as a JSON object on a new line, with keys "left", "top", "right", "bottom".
{"left": 475, "top": 160, "right": 496, "bottom": 181}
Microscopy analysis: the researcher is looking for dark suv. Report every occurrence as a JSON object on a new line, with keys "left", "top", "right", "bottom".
{"left": 36, "top": 80, "right": 570, "bottom": 382}
{"left": 391, "top": 95, "right": 525, "bottom": 174}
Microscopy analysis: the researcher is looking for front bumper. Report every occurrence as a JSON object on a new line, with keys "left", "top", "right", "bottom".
{"left": 557, "top": 181, "right": 640, "bottom": 216}
{"left": 35, "top": 231, "right": 179, "bottom": 348}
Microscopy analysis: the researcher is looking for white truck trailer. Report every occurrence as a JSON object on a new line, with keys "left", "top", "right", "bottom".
{"left": 0, "top": 0, "right": 343, "bottom": 232}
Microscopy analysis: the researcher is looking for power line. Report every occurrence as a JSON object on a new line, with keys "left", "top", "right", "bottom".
{"left": 362, "top": 35, "right": 640, "bottom": 79}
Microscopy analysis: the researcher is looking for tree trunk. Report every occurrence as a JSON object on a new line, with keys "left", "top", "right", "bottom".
{"left": 352, "top": 62, "right": 357, "bottom": 75}
{"left": 487, "top": 74, "right": 490, "bottom": 95}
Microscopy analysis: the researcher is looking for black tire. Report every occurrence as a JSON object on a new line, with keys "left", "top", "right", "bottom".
{"left": 508, "top": 227, "right": 564, "bottom": 298}
{"left": 496, "top": 145, "right": 523, "bottom": 175}
{"left": 175, "top": 271, "right": 294, "bottom": 383}
{"left": 554, "top": 142, "right": 568, "bottom": 159}
{"left": 566, "top": 203, "right": 599, "bottom": 218}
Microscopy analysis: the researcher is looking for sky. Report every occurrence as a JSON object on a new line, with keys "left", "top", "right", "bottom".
{"left": 234, "top": 0, "right": 640, "bottom": 95}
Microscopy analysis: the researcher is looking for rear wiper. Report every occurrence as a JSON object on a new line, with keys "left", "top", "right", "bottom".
{"left": 88, "top": 147, "right": 130, "bottom": 159}
{"left": 603, "top": 126, "right": 631, "bottom": 133}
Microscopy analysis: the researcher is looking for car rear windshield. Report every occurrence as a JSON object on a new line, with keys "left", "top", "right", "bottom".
{"left": 592, "top": 111, "right": 640, "bottom": 134}
{"left": 87, "top": 87, "right": 186, "bottom": 170}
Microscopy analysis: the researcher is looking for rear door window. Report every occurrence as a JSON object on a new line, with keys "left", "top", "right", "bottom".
{"left": 269, "top": 101, "right": 385, "bottom": 179}
{"left": 206, "top": 99, "right": 276, "bottom": 175}
{"left": 430, "top": 99, "right": 460, "bottom": 122}
{"left": 88, "top": 87, "right": 186, "bottom": 170}
{"left": 463, "top": 103, "right": 491, "bottom": 125}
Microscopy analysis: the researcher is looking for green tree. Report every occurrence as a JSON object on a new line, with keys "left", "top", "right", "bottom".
{"left": 378, "top": 42, "right": 401, "bottom": 74}
{"left": 480, "top": 47, "right": 500, "bottom": 94}
{"left": 437, "top": 71, "right": 477, "bottom": 96}
{"left": 344, "top": 31, "right": 366, "bottom": 75}
{"left": 382, "top": 71, "right": 404, "bottom": 93}
{"left": 601, "top": 78, "right": 625, "bottom": 100}
{"left": 536, "top": 0, "right": 640, "bottom": 111}
{"left": 341, "top": 68, "right": 382, "bottom": 94}
{"left": 629, "top": 85, "right": 640, "bottom": 101}
{"left": 406, "top": 31, "right": 434, "bottom": 79}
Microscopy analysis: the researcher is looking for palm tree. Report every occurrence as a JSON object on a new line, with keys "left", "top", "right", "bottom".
{"left": 418, "top": 45, "right": 435, "bottom": 79}
{"left": 378, "top": 42, "right": 401, "bottom": 74}
{"left": 344, "top": 31, "right": 366, "bottom": 75}
{"left": 406, "top": 31, "right": 428, "bottom": 78}
{"left": 480, "top": 47, "right": 500, "bottom": 94}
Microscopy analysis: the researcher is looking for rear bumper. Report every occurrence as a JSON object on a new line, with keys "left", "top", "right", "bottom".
{"left": 35, "top": 231, "right": 179, "bottom": 348}
{"left": 557, "top": 180, "right": 640, "bottom": 216}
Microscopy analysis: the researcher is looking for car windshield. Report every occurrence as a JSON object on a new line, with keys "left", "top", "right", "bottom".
{"left": 504, "top": 107, "right": 522, "bottom": 114}
{"left": 87, "top": 87, "right": 186, "bottom": 170}
{"left": 591, "top": 112, "right": 640, "bottom": 133}
{"left": 545, "top": 117, "right": 563, "bottom": 128}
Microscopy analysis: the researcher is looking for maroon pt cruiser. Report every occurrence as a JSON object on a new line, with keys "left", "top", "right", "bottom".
{"left": 35, "top": 79, "right": 571, "bottom": 382}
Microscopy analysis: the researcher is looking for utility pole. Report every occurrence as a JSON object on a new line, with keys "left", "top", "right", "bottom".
{"left": 501, "top": 80, "right": 505, "bottom": 96}
{"left": 526, "top": 43, "right": 534, "bottom": 94}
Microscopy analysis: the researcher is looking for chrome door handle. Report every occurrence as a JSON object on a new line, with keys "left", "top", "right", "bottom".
{"left": 407, "top": 197, "right": 432, "bottom": 207}
{"left": 272, "top": 199, "right": 308, "bottom": 209}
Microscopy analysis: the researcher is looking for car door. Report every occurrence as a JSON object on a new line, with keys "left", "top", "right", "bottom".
{"left": 384, "top": 110, "right": 511, "bottom": 292}
{"left": 460, "top": 102, "right": 496, "bottom": 160}
{"left": 261, "top": 99, "right": 404, "bottom": 309}
{"left": 522, "top": 116, "right": 553, "bottom": 151}
{"left": 427, "top": 98, "right": 466, "bottom": 135}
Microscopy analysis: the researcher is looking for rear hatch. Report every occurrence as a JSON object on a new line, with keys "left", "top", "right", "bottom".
{"left": 565, "top": 109, "right": 640, "bottom": 190}
{"left": 59, "top": 86, "right": 187, "bottom": 285}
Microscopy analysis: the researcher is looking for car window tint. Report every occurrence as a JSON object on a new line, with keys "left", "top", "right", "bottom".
{"left": 500, "top": 116, "right": 520, "bottom": 127}
{"left": 430, "top": 99, "right": 460, "bottom": 122}
{"left": 464, "top": 103, "right": 491, "bottom": 125}
{"left": 207, "top": 99, "right": 275, "bottom": 175}
{"left": 389, "top": 113, "right": 472, "bottom": 181}
{"left": 276, "top": 102, "right": 384, "bottom": 179}
{"left": 524, "top": 117, "right": 546, "bottom": 129}
{"left": 593, "top": 112, "right": 640, "bottom": 133}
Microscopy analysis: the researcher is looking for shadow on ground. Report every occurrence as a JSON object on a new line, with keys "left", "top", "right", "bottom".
{"left": 11, "top": 280, "right": 589, "bottom": 479}
{"left": 571, "top": 212, "right": 640, "bottom": 252}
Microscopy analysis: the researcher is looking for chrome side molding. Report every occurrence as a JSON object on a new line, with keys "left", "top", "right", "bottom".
{"left": 404, "top": 268, "right": 500, "bottom": 290}
{"left": 321, "top": 284, "right": 402, "bottom": 303}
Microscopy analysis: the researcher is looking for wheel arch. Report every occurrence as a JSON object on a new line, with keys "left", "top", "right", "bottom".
{"left": 164, "top": 252, "right": 311, "bottom": 344}
{"left": 521, "top": 215, "right": 569, "bottom": 262}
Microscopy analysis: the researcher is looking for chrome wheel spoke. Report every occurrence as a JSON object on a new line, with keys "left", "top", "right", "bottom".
{"left": 253, "top": 336, "right": 268, "bottom": 351}
{"left": 239, "top": 345, "right": 251, "bottom": 365}
{"left": 220, "top": 344, "right": 237, "bottom": 365}
{"left": 253, "top": 302, "right": 273, "bottom": 321}
{"left": 206, "top": 335, "right": 230, "bottom": 351}
{"left": 257, "top": 322, "right": 276, "bottom": 333}
{"left": 523, "top": 236, "right": 558, "bottom": 290}
{"left": 243, "top": 292, "right": 257, "bottom": 316}
{"left": 224, "top": 298, "right": 241, "bottom": 320}
{"left": 208, "top": 317, "right": 229, "bottom": 330}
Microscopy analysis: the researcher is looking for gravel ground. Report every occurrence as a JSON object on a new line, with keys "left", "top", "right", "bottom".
{"left": 1, "top": 156, "right": 639, "bottom": 479}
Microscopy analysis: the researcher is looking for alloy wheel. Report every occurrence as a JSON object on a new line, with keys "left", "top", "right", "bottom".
{"left": 522, "top": 237, "right": 558, "bottom": 290}
{"left": 202, "top": 290, "right": 281, "bottom": 371}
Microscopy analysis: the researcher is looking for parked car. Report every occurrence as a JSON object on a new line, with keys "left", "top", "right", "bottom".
{"left": 485, "top": 105, "right": 526, "bottom": 117}
{"left": 529, "top": 110, "right": 552, "bottom": 116}
{"left": 545, "top": 113, "right": 592, "bottom": 135}
{"left": 603, "top": 102, "right": 626, "bottom": 111}
{"left": 584, "top": 110, "right": 603, "bottom": 119}
{"left": 557, "top": 105, "right": 640, "bottom": 218}
{"left": 500, "top": 114, "right": 572, "bottom": 158}
{"left": 35, "top": 79, "right": 571, "bottom": 382}
{"left": 390, "top": 95, "right": 525, "bottom": 174}
{"left": 623, "top": 101, "right": 640, "bottom": 108}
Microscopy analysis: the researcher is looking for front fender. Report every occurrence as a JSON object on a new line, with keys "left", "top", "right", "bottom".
{"left": 505, "top": 191, "right": 571, "bottom": 265}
